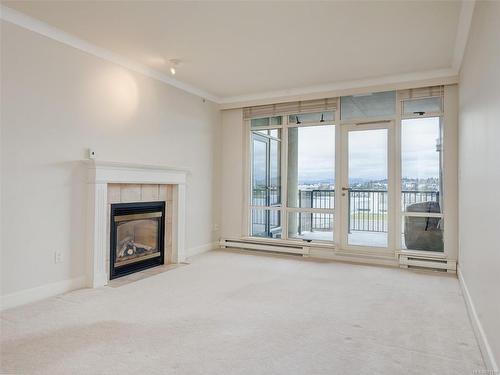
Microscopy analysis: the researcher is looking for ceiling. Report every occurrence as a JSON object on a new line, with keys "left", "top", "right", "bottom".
{"left": 2, "top": 1, "right": 465, "bottom": 102}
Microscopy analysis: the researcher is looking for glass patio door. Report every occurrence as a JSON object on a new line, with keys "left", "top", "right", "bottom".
{"left": 340, "top": 122, "right": 393, "bottom": 250}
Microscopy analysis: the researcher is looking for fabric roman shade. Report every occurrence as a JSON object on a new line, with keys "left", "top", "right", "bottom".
{"left": 397, "top": 86, "right": 444, "bottom": 101}
{"left": 243, "top": 98, "right": 337, "bottom": 120}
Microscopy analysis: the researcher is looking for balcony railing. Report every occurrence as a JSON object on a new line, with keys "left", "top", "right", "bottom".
{"left": 252, "top": 188, "right": 440, "bottom": 236}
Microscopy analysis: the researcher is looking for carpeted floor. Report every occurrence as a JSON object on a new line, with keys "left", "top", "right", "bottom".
{"left": 1, "top": 249, "right": 485, "bottom": 375}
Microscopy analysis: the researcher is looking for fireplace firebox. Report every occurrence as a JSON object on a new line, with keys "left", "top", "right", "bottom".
{"left": 110, "top": 201, "right": 165, "bottom": 279}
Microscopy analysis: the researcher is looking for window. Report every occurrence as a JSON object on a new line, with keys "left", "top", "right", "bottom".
{"left": 247, "top": 100, "right": 336, "bottom": 243}
{"left": 288, "top": 212, "right": 334, "bottom": 241}
{"left": 251, "top": 116, "right": 282, "bottom": 127}
{"left": 251, "top": 124, "right": 282, "bottom": 238}
{"left": 399, "top": 86, "right": 443, "bottom": 117}
{"left": 287, "top": 125, "right": 335, "bottom": 207}
{"left": 402, "top": 97, "right": 442, "bottom": 116}
{"left": 401, "top": 117, "right": 442, "bottom": 212}
{"left": 287, "top": 124, "right": 335, "bottom": 242}
{"left": 341, "top": 91, "right": 396, "bottom": 120}
{"left": 402, "top": 216, "right": 443, "bottom": 252}
{"left": 244, "top": 86, "right": 448, "bottom": 253}
{"left": 401, "top": 117, "right": 443, "bottom": 252}
{"left": 251, "top": 208, "right": 282, "bottom": 238}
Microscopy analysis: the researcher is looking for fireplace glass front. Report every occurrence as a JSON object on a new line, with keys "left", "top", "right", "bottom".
{"left": 110, "top": 201, "right": 165, "bottom": 279}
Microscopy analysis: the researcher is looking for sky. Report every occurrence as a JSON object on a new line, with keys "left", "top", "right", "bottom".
{"left": 401, "top": 117, "right": 441, "bottom": 180}
{"left": 296, "top": 125, "right": 335, "bottom": 183}
{"left": 348, "top": 128, "right": 387, "bottom": 182}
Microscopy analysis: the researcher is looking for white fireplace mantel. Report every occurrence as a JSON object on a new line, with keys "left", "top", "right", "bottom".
{"left": 86, "top": 160, "right": 188, "bottom": 288}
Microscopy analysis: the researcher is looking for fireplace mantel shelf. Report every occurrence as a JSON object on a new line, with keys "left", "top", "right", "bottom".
{"left": 85, "top": 160, "right": 190, "bottom": 173}
{"left": 86, "top": 160, "right": 189, "bottom": 185}
{"left": 86, "top": 160, "right": 187, "bottom": 288}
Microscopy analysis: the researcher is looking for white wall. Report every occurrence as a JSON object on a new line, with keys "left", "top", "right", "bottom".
{"left": 443, "top": 84, "right": 459, "bottom": 262}
{"left": 220, "top": 109, "right": 244, "bottom": 239}
{"left": 0, "top": 21, "right": 221, "bottom": 298}
{"left": 458, "top": 1, "right": 500, "bottom": 370}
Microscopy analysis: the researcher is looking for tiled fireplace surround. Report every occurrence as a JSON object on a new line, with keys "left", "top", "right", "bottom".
{"left": 108, "top": 183, "right": 173, "bottom": 272}
{"left": 87, "top": 161, "right": 187, "bottom": 288}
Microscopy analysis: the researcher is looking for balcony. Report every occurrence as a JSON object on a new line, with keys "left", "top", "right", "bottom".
{"left": 252, "top": 189, "right": 440, "bottom": 248}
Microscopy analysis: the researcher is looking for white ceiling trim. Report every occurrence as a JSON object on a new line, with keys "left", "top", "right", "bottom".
{"left": 452, "top": 0, "right": 476, "bottom": 72}
{"left": 0, "top": 5, "right": 221, "bottom": 103}
{"left": 219, "top": 69, "right": 458, "bottom": 110}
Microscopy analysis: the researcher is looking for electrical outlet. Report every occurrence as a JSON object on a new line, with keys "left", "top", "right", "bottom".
{"left": 54, "top": 251, "right": 63, "bottom": 264}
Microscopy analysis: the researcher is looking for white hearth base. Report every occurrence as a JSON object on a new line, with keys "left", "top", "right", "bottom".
{"left": 87, "top": 161, "right": 188, "bottom": 288}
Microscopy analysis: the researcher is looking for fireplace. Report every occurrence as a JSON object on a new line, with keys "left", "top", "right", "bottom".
{"left": 110, "top": 201, "right": 165, "bottom": 279}
{"left": 87, "top": 161, "right": 187, "bottom": 288}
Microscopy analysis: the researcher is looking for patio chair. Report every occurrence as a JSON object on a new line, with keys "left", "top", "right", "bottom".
{"left": 404, "top": 201, "right": 443, "bottom": 252}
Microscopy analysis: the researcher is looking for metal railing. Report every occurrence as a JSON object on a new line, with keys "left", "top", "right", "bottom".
{"left": 251, "top": 187, "right": 281, "bottom": 237}
{"left": 297, "top": 190, "right": 334, "bottom": 233}
{"left": 251, "top": 188, "right": 440, "bottom": 236}
{"left": 349, "top": 190, "right": 388, "bottom": 232}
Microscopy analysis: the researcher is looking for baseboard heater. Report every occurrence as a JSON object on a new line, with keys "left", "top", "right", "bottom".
{"left": 220, "top": 239, "right": 310, "bottom": 256}
{"left": 398, "top": 253, "right": 456, "bottom": 273}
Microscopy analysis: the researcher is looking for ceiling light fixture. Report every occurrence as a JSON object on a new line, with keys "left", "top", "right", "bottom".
{"left": 169, "top": 59, "right": 180, "bottom": 76}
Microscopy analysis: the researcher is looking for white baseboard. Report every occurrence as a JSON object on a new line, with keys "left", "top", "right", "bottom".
{"left": 220, "top": 238, "right": 399, "bottom": 267}
{"left": 1, "top": 244, "right": 217, "bottom": 311}
{"left": 1, "top": 276, "right": 87, "bottom": 311}
{"left": 458, "top": 266, "right": 499, "bottom": 372}
{"left": 310, "top": 247, "right": 399, "bottom": 267}
{"left": 185, "top": 242, "right": 218, "bottom": 258}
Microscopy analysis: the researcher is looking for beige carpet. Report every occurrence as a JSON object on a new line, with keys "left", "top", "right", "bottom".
{"left": 1, "top": 250, "right": 485, "bottom": 374}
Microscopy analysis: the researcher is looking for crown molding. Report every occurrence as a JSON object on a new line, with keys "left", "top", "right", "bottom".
{"left": 452, "top": 0, "right": 476, "bottom": 72}
{"left": 0, "top": 5, "right": 221, "bottom": 103}
{"left": 219, "top": 68, "right": 459, "bottom": 109}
